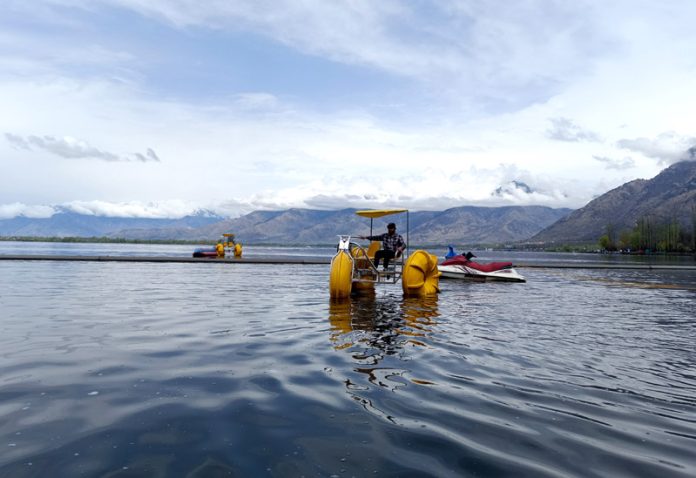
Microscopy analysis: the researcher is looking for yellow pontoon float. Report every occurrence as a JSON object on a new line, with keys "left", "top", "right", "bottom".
{"left": 222, "top": 233, "right": 243, "bottom": 257}
{"left": 329, "top": 209, "right": 440, "bottom": 299}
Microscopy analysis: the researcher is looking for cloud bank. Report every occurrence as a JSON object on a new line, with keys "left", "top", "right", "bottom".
{"left": 0, "top": 200, "right": 203, "bottom": 220}
{"left": 0, "top": 202, "right": 55, "bottom": 220}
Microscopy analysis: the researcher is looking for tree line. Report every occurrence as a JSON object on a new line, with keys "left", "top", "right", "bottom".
{"left": 599, "top": 207, "right": 696, "bottom": 253}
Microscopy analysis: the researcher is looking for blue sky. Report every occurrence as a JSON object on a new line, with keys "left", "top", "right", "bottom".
{"left": 2, "top": 0, "right": 696, "bottom": 219}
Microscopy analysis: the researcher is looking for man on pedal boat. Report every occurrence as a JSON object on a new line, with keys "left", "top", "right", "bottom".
{"left": 360, "top": 222, "right": 405, "bottom": 269}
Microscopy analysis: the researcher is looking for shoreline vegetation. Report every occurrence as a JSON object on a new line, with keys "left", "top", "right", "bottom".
{"left": 596, "top": 215, "right": 696, "bottom": 255}
{"left": 0, "top": 235, "right": 585, "bottom": 249}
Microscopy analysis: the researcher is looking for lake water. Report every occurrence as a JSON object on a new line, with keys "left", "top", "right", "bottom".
{"left": 1, "top": 240, "right": 695, "bottom": 265}
{"left": 1, "top": 243, "right": 695, "bottom": 476}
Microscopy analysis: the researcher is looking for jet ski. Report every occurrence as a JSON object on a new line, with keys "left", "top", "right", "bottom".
{"left": 192, "top": 247, "right": 218, "bottom": 258}
{"left": 439, "top": 249, "right": 526, "bottom": 282}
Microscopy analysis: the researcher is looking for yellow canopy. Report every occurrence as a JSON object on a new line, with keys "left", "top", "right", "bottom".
{"left": 355, "top": 209, "right": 408, "bottom": 219}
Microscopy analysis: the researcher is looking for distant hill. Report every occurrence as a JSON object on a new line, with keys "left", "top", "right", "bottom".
{"left": 6, "top": 162, "right": 695, "bottom": 247}
{"left": 408, "top": 206, "right": 570, "bottom": 245}
{"left": 0, "top": 205, "right": 571, "bottom": 246}
{"left": 0, "top": 208, "right": 224, "bottom": 238}
{"left": 141, "top": 206, "right": 572, "bottom": 245}
{"left": 531, "top": 160, "right": 696, "bottom": 244}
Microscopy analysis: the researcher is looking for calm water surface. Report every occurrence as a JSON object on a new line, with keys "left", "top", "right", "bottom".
{"left": 1, "top": 245, "right": 695, "bottom": 476}
{"left": 2, "top": 240, "right": 695, "bottom": 265}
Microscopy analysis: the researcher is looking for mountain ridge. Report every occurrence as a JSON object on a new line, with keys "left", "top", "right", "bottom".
{"left": 0, "top": 206, "right": 572, "bottom": 245}
{"left": 531, "top": 160, "right": 696, "bottom": 244}
{"left": 0, "top": 211, "right": 225, "bottom": 238}
{"left": 4, "top": 162, "right": 695, "bottom": 247}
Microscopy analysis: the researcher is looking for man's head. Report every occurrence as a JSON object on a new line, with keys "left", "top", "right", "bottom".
{"left": 387, "top": 222, "right": 396, "bottom": 233}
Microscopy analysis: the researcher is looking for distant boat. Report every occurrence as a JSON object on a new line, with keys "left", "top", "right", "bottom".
{"left": 192, "top": 233, "right": 242, "bottom": 258}
{"left": 192, "top": 247, "right": 218, "bottom": 258}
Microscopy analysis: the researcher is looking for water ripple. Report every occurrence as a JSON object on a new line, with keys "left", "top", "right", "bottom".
{"left": 0, "top": 261, "right": 694, "bottom": 476}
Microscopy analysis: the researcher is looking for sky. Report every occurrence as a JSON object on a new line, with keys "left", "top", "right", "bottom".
{"left": 2, "top": 0, "right": 696, "bottom": 219}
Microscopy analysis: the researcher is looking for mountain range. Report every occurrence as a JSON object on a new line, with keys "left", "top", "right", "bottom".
{"left": 0, "top": 208, "right": 224, "bottom": 238}
{"left": 179, "top": 206, "right": 572, "bottom": 245}
{"left": 0, "top": 205, "right": 571, "bottom": 246}
{"left": 2, "top": 161, "right": 695, "bottom": 246}
{"left": 531, "top": 160, "right": 696, "bottom": 244}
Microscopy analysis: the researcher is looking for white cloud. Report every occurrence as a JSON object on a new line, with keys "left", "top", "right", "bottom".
{"left": 593, "top": 155, "right": 635, "bottom": 171}
{"left": 60, "top": 200, "right": 197, "bottom": 218}
{"left": 617, "top": 132, "right": 696, "bottom": 165}
{"left": 0, "top": 202, "right": 55, "bottom": 219}
{"left": 232, "top": 163, "right": 585, "bottom": 214}
{"left": 546, "top": 118, "right": 601, "bottom": 143}
{"left": 5, "top": 133, "right": 160, "bottom": 162}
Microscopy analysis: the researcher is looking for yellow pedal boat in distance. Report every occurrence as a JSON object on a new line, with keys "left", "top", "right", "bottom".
{"left": 329, "top": 209, "right": 440, "bottom": 299}
{"left": 193, "top": 233, "right": 243, "bottom": 258}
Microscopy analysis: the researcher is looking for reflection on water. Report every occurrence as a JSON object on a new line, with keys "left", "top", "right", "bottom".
{"left": 328, "top": 295, "right": 439, "bottom": 356}
{"left": 328, "top": 295, "right": 441, "bottom": 424}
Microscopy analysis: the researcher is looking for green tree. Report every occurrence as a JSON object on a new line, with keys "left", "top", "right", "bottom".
{"left": 599, "top": 224, "right": 617, "bottom": 251}
{"left": 618, "top": 230, "right": 633, "bottom": 250}
{"left": 636, "top": 216, "right": 656, "bottom": 251}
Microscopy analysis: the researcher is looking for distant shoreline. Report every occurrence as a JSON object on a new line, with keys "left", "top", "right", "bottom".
{"left": 0, "top": 236, "right": 206, "bottom": 245}
{"left": 2, "top": 236, "right": 696, "bottom": 258}
{"left": 0, "top": 235, "right": 590, "bottom": 250}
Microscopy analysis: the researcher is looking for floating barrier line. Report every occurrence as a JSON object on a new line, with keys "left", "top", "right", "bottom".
{"left": 0, "top": 255, "right": 694, "bottom": 269}
{"left": 0, "top": 254, "right": 329, "bottom": 265}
